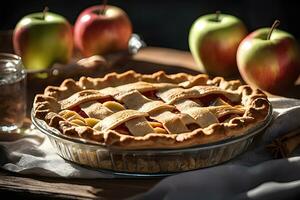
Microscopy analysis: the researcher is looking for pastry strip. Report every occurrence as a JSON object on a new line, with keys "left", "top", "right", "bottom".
{"left": 94, "top": 110, "right": 148, "bottom": 132}
{"left": 80, "top": 101, "right": 113, "bottom": 119}
{"left": 157, "top": 85, "right": 241, "bottom": 104}
{"left": 121, "top": 90, "right": 174, "bottom": 113}
{"left": 59, "top": 90, "right": 109, "bottom": 109}
{"left": 120, "top": 90, "right": 189, "bottom": 134}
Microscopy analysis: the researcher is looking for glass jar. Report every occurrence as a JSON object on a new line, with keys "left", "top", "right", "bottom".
{"left": 0, "top": 53, "right": 26, "bottom": 132}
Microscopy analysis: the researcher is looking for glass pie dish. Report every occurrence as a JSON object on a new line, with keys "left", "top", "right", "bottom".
{"left": 31, "top": 105, "right": 272, "bottom": 177}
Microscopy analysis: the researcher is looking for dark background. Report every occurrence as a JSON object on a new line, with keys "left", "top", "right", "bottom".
{"left": 0, "top": 0, "right": 298, "bottom": 50}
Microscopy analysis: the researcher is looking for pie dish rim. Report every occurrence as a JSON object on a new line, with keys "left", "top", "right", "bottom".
{"left": 31, "top": 108, "right": 272, "bottom": 174}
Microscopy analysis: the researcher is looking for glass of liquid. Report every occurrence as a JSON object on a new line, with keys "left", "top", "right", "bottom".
{"left": 0, "top": 53, "right": 26, "bottom": 133}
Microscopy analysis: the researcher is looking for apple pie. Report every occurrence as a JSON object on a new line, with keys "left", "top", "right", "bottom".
{"left": 33, "top": 70, "right": 270, "bottom": 150}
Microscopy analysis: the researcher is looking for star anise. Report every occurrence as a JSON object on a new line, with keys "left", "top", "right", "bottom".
{"left": 266, "top": 129, "right": 300, "bottom": 158}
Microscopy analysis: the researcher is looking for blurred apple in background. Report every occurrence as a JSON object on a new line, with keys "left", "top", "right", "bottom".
{"left": 189, "top": 11, "right": 247, "bottom": 76}
{"left": 74, "top": 1, "right": 132, "bottom": 57}
{"left": 237, "top": 20, "right": 300, "bottom": 94}
{"left": 13, "top": 7, "right": 73, "bottom": 71}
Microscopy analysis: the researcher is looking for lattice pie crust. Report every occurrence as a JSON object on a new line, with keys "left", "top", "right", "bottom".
{"left": 34, "top": 71, "right": 270, "bottom": 150}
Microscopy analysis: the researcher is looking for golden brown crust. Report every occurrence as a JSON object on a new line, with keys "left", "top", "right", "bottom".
{"left": 33, "top": 70, "right": 270, "bottom": 150}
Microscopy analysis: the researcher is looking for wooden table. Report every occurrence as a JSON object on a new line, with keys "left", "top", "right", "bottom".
{"left": 0, "top": 45, "right": 300, "bottom": 199}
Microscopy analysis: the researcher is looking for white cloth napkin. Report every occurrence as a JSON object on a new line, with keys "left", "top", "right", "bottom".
{"left": 0, "top": 129, "right": 116, "bottom": 178}
{"left": 0, "top": 98, "right": 300, "bottom": 182}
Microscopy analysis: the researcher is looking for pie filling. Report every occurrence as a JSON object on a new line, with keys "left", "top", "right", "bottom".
{"left": 60, "top": 88, "right": 244, "bottom": 137}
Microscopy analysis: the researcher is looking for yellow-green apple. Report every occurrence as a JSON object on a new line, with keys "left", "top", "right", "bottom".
{"left": 189, "top": 12, "right": 247, "bottom": 76}
{"left": 74, "top": 3, "right": 132, "bottom": 57}
{"left": 237, "top": 20, "right": 300, "bottom": 94}
{"left": 13, "top": 8, "right": 73, "bottom": 70}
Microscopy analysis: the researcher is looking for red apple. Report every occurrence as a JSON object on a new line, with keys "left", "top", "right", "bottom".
{"left": 74, "top": 4, "right": 132, "bottom": 57}
{"left": 237, "top": 20, "right": 300, "bottom": 94}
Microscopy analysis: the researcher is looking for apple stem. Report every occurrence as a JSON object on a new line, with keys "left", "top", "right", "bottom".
{"left": 42, "top": 6, "right": 49, "bottom": 20}
{"left": 215, "top": 11, "right": 221, "bottom": 22}
{"left": 100, "top": 0, "right": 108, "bottom": 15}
{"left": 267, "top": 20, "right": 280, "bottom": 40}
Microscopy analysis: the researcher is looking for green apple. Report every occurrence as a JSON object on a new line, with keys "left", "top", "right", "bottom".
{"left": 237, "top": 20, "right": 300, "bottom": 93}
{"left": 189, "top": 12, "right": 247, "bottom": 76}
{"left": 13, "top": 8, "right": 73, "bottom": 71}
